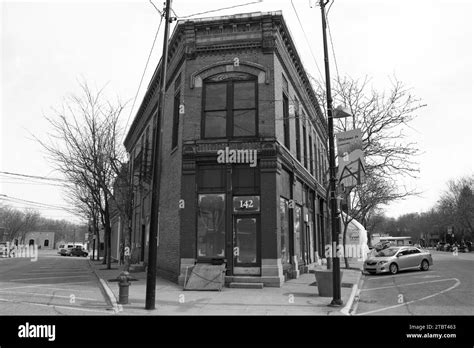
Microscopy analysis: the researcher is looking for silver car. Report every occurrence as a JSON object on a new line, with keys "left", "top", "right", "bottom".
{"left": 364, "top": 246, "right": 433, "bottom": 275}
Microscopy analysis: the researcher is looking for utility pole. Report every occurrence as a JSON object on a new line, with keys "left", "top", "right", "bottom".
{"left": 145, "top": 0, "right": 173, "bottom": 310}
{"left": 319, "top": 0, "right": 343, "bottom": 306}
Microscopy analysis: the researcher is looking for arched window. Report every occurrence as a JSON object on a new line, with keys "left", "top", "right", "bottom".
{"left": 202, "top": 72, "right": 257, "bottom": 139}
{"left": 44, "top": 239, "right": 49, "bottom": 247}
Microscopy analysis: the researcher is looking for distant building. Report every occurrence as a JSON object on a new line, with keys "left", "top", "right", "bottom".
{"left": 24, "top": 231, "right": 55, "bottom": 249}
{"left": 124, "top": 11, "right": 329, "bottom": 287}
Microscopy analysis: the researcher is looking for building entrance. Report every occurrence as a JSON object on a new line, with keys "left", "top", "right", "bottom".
{"left": 233, "top": 215, "right": 260, "bottom": 275}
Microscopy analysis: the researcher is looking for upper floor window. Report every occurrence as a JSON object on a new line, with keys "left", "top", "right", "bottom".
{"left": 283, "top": 93, "right": 290, "bottom": 149}
{"left": 295, "top": 100, "right": 301, "bottom": 162}
{"left": 202, "top": 72, "right": 257, "bottom": 139}
{"left": 171, "top": 74, "right": 182, "bottom": 150}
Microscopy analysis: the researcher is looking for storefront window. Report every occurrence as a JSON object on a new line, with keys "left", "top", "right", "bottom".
{"left": 280, "top": 197, "right": 290, "bottom": 264}
{"left": 197, "top": 194, "right": 226, "bottom": 258}
{"left": 294, "top": 205, "right": 302, "bottom": 262}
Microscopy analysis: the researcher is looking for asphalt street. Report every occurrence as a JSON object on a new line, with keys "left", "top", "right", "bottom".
{"left": 0, "top": 249, "right": 113, "bottom": 315}
{"left": 353, "top": 250, "right": 474, "bottom": 315}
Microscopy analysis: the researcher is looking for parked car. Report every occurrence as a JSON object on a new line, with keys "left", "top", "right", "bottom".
{"left": 364, "top": 246, "right": 433, "bottom": 275}
{"left": 70, "top": 247, "right": 88, "bottom": 257}
{"left": 59, "top": 247, "right": 73, "bottom": 256}
{"left": 373, "top": 241, "right": 392, "bottom": 252}
{"left": 0, "top": 242, "right": 8, "bottom": 257}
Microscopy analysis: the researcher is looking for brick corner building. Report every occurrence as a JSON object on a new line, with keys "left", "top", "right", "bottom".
{"left": 124, "top": 11, "right": 329, "bottom": 287}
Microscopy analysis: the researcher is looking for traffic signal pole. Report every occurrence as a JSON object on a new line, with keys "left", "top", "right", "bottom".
{"left": 145, "top": 0, "right": 172, "bottom": 310}
{"left": 319, "top": 0, "right": 343, "bottom": 306}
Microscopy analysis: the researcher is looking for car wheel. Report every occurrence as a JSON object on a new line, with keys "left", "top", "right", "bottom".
{"left": 421, "top": 259, "right": 429, "bottom": 271}
{"left": 389, "top": 263, "right": 398, "bottom": 274}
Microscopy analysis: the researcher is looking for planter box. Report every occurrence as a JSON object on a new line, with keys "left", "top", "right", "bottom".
{"left": 314, "top": 270, "right": 343, "bottom": 297}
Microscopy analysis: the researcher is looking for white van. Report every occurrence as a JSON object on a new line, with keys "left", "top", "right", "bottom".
{"left": 57, "top": 243, "right": 75, "bottom": 254}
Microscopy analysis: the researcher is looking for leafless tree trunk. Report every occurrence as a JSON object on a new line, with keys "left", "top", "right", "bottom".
{"left": 308, "top": 74, "right": 425, "bottom": 231}
{"left": 35, "top": 81, "right": 130, "bottom": 270}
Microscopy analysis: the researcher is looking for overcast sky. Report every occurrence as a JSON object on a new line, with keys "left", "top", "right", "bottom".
{"left": 1, "top": 0, "right": 472, "bottom": 223}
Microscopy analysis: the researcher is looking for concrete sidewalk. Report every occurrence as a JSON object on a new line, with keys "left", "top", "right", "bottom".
{"left": 88, "top": 258, "right": 362, "bottom": 315}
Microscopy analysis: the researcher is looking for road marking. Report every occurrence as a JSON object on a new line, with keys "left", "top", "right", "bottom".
{"left": 0, "top": 281, "right": 94, "bottom": 291}
{"left": 361, "top": 278, "right": 456, "bottom": 292}
{"left": 365, "top": 272, "right": 440, "bottom": 281}
{"left": 356, "top": 278, "right": 461, "bottom": 315}
{"left": 0, "top": 290, "right": 97, "bottom": 301}
{"left": 9, "top": 275, "right": 91, "bottom": 281}
{"left": 0, "top": 297, "right": 112, "bottom": 314}
{"left": 340, "top": 284, "right": 358, "bottom": 315}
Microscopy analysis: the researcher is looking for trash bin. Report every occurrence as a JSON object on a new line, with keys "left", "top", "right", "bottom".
{"left": 314, "top": 269, "right": 343, "bottom": 297}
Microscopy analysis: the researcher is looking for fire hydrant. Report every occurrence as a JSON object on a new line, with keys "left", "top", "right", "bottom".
{"left": 108, "top": 271, "right": 137, "bottom": 305}
{"left": 118, "top": 272, "right": 131, "bottom": 304}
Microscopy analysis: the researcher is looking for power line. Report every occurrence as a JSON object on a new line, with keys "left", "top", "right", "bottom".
{"left": 179, "top": 0, "right": 263, "bottom": 19}
{"left": 290, "top": 0, "right": 325, "bottom": 83}
{"left": 149, "top": 0, "right": 162, "bottom": 15}
{"left": 122, "top": 10, "right": 164, "bottom": 144}
{"left": 325, "top": 0, "right": 340, "bottom": 83}
{"left": 1, "top": 194, "right": 74, "bottom": 211}
{"left": 0, "top": 171, "right": 68, "bottom": 183}
{"left": 0, "top": 180, "right": 68, "bottom": 188}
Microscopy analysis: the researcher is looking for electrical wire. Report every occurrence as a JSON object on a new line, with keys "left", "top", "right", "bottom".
{"left": 325, "top": 0, "right": 340, "bottom": 83}
{"left": 179, "top": 0, "right": 263, "bottom": 19}
{"left": 1, "top": 194, "right": 75, "bottom": 211}
{"left": 149, "top": 0, "right": 162, "bottom": 15}
{"left": 122, "top": 11, "right": 164, "bottom": 144}
{"left": 0, "top": 171, "right": 68, "bottom": 183}
{"left": 290, "top": 0, "right": 325, "bottom": 84}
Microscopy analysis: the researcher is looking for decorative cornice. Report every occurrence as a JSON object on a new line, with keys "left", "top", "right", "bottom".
{"left": 190, "top": 60, "right": 269, "bottom": 88}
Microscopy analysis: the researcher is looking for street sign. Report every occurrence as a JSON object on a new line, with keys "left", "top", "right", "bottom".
{"left": 336, "top": 129, "right": 366, "bottom": 188}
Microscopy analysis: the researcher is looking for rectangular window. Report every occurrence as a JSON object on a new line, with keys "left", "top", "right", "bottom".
{"left": 234, "top": 216, "right": 257, "bottom": 264}
{"left": 171, "top": 90, "right": 180, "bottom": 150}
{"left": 314, "top": 141, "right": 318, "bottom": 181}
{"left": 295, "top": 101, "right": 301, "bottom": 162}
{"left": 144, "top": 126, "right": 151, "bottom": 182}
{"left": 232, "top": 166, "right": 260, "bottom": 195}
{"left": 309, "top": 134, "right": 314, "bottom": 175}
{"left": 197, "top": 194, "right": 226, "bottom": 258}
{"left": 294, "top": 205, "right": 302, "bottom": 262}
{"left": 204, "top": 83, "right": 227, "bottom": 138}
{"left": 203, "top": 74, "right": 257, "bottom": 139}
{"left": 303, "top": 125, "right": 308, "bottom": 169}
{"left": 283, "top": 94, "right": 290, "bottom": 149}
{"left": 197, "top": 167, "right": 226, "bottom": 192}
{"left": 280, "top": 197, "right": 290, "bottom": 264}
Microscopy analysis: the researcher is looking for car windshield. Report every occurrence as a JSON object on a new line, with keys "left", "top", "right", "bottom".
{"left": 376, "top": 248, "right": 399, "bottom": 257}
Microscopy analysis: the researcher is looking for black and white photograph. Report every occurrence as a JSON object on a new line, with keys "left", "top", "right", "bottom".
{"left": 1, "top": 0, "right": 472, "bottom": 346}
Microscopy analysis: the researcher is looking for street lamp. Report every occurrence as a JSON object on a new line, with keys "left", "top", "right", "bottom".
{"left": 319, "top": 0, "right": 348, "bottom": 306}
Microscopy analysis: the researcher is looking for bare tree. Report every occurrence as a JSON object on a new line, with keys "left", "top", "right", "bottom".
{"left": 35, "top": 81, "right": 130, "bottom": 270}
{"left": 0, "top": 206, "right": 25, "bottom": 242}
{"left": 438, "top": 175, "right": 474, "bottom": 240}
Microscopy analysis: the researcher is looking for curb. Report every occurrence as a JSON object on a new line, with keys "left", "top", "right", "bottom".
{"left": 344, "top": 271, "right": 365, "bottom": 315}
{"left": 87, "top": 258, "right": 120, "bottom": 314}
{"left": 340, "top": 269, "right": 363, "bottom": 315}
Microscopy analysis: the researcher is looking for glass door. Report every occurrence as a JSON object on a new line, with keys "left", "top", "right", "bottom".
{"left": 233, "top": 215, "right": 260, "bottom": 275}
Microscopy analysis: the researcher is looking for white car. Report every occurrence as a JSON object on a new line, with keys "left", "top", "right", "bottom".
{"left": 364, "top": 246, "right": 434, "bottom": 275}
